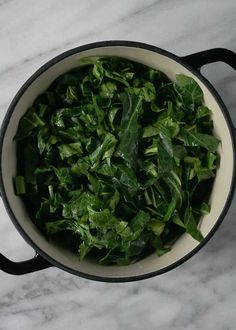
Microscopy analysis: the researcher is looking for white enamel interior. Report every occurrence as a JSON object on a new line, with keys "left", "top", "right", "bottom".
{"left": 1, "top": 45, "right": 234, "bottom": 279}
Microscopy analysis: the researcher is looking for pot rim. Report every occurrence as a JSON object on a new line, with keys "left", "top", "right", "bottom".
{"left": 0, "top": 40, "right": 235, "bottom": 282}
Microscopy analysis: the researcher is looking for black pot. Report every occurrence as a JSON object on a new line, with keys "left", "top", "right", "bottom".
{"left": 0, "top": 41, "right": 235, "bottom": 282}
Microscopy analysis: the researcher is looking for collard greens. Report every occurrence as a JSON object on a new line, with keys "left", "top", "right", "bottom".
{"left": 14, "top": 57, "right": 220, "bottom": 265}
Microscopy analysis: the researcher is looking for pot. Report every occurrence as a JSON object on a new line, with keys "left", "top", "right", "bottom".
{"left": 0, "top": 41, "right": 235, "bottom": 282}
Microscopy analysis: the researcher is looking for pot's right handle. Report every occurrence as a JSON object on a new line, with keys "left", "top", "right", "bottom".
{"left": 183, "top": 48, "right": 236, "bottom": 134}
{"left": 182, "top": 48, "right": 236, "bottom": 71}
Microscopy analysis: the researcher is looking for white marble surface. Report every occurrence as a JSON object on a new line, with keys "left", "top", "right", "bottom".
{"left": 0, "top": 0, "right": 236, "bottom": 329}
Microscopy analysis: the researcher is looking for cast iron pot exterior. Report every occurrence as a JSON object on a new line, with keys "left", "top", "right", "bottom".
{"left": 0, "top": 41, "right": 235, "bottom": 282}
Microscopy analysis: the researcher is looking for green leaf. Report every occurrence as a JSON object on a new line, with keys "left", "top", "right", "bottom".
{"left": 206, "top": 152, "right": 217, "bottom": 170}
{"left": 14, "top": 108, "right": 45, "bottom": 140}
{"left": 151, "top": 236, "right": 171, "bottom": 256}
{"left": 149, "top": 221, "right": 165, "bottom": 236}
{"left": 176, "top": 74, "right": 203, "bottom": 106}
{"left": 89, "top": 133, "right": 117, "bottom": 167}
{"left": 104, "top": 70, "right": 130, "bottom": 87}
{"left": 88, "top": 208, "right": 115, "bottom": 229}
{"left": 37, "top": 128, "right": 48, "bottom": 154}
{"left": 142, "top": 124, "right": 158, "bottom": 138}
{"left": 65, "top": 86, "right": 78, "bottom": 104}
{"left": 157, "top": 138, "right": 174, "bottom": 174}
{"left": 144, "top": 138, "right": 158, "bottom": 156}
{"left": 71, "top": 159, "right": 90, "bottom": 176}
{"left": 159, "top": 116, "right": 180, "bottom": 138}
{"left": 129, "top": 80, "right": 156, "bottom": 102}
{"left": 163, "top": 198, "right": 176, "bottom": 222}
{"left": 196, "top": 106, "right": 211, "bottom": 120}
{"left": 116, "top": 164, "right": 140, "bottom": 199}
{"left": 51, "top": 107, "right": 82, "bottom": 128}
{"left": 92, "top": 62, "right": 104, "bottom": 82}
{"left": 193, "top": 202, "right": 210, "bottom": 215}
{"left": 14, "top": 176, "right": 26, "bottom": 195}
{"left": 131, "top": 211, "right": 150, "bottom": 238}
{"left": 173, "top": 145, "right": 187, "bottom": 165}
{"left": 62, "top": 192, "right": 102, "bottom": 220}
{"left": 141, "top": 81, "right": 156, "bottom": 102}
{"left": 96, "top": 163, "right": 116, "bottom": 177}
{"left": 197, "top": 168, "right": 215, "bottom": 182}
{"left": 156, "top": 246, "right": 171, "bottom": 257}
{"left": 79, "top": 241, "right": 92, "bottom": 260}
{"left": 108, "top": 107, "right": 120, "bottom": 131}
{"left": 38, "top": 104, "right": 48, "bottom": 117}
{"left": 157, "top": 123, "right": 173, "bottom": 156}
{"left": 58, "top": 142, "right": 83, "bottom": 159}
{"left": 200, "top": 202, "right": 210, "bottom": 214}
{"left": 108, "top": 189, "right": 120, "bottom": 212}
{"left": 116, "top": 93, "right": 142, "bottom": 166}
{"left": 172, "top": 212, "right": 185, "bottom": 228}
{"left": 92, "top": 93, "right": 105, "bottom": 123}
{"left": 184, "top": 206, "right": 204, "bottom": 242}
{"left": 53, "top": 167, "right": 73, "bottom": 187}
{"left": 181, "top": 129, "right": 220, "bottom": 152}
{"left": 100, "top": 81, "right": 117, "bottom": 98}
{"left": 163, "top": 171, "right": 182, "bottom": 207}
{"left": 45, "top": 219, "right": 77, "bottom": 235}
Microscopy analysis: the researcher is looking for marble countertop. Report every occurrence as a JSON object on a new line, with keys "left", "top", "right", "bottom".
{"left": 0, "top": 0, "right": 236, "bottom": 329}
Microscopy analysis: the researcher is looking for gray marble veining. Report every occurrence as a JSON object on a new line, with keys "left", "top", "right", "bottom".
{"left": 0, "top": 1, "right": 236, "bottom": 329}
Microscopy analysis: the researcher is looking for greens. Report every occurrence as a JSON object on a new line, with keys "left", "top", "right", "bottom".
{"left": 14, "top": 57, "right": 220, "bottom": 265}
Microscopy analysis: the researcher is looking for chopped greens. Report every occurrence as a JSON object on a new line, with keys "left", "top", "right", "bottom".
{"left": 14, "top": 57, "right": 220, "bottom": 265}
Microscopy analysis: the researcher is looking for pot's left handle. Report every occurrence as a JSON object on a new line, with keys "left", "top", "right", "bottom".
{"left": 0, "top": 252, "right": 52, "bottom": 275}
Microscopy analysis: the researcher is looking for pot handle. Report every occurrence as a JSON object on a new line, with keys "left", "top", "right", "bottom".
{"left": 182, "top": 48, "right": 236, "bottom": 71}
{"left": 0, "top": 252, "right": 52, "bottom": 275}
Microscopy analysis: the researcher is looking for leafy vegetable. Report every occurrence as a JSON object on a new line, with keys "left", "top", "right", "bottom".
{"left": 14, "top": 57, "right": 220, "bottom": 265}
{"left": 14, "top": 176, "right": 26, "bottom": 195}
{"left": 116, "top": 93, "right": 142, "bottom": 167}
